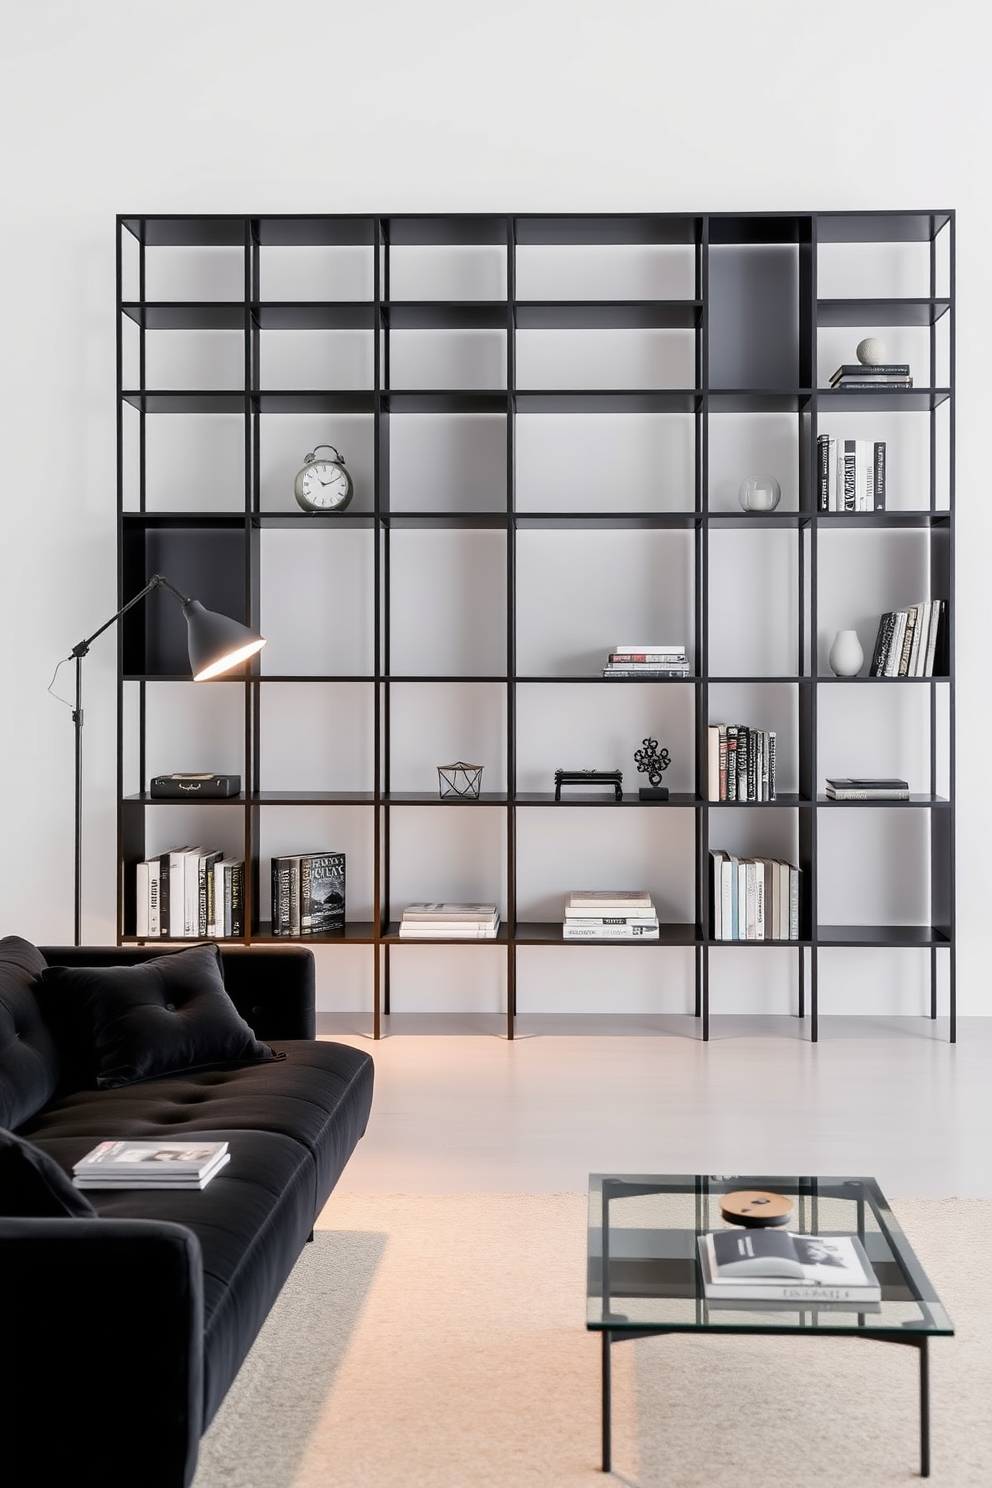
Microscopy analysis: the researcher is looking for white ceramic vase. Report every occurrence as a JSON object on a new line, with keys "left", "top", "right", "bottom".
{"left": 828, "top": 629, "right": 864, "bottom": 677}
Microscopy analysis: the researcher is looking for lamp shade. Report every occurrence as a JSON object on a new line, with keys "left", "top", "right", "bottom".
{"left": 183, "top": 600, "right": 266, "bottom": 681}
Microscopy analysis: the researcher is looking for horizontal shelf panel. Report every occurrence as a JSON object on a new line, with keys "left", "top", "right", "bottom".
{"left": 815, "top": 511, "right": 951, "bottom": 528}
{"left": 123, "top": 303, "right": 245, "bottom": 330}
{"left": 706, "top": 512, "right": 810, "bottom": 529}
{"left": 383, "top": 674, "right": 509, "bottom": 683}
{"left": 122, "top": 511, "right": 248, "bottom": 528}
{"left": 707, "top": 390, "right": 812, "bottom": 412}
{"left": 514, "top": 301, "right": 702, "bottom": 329}
{"left": 514, "top": 391, "right": 700, "bottom": 413}
{"left": 121, "top": 216, "right": 246, "bottom": 246}
{"left": 254, "top": 217, "right": 375, "bottom": 246}
{"left": 514, "top": 792, "right": 698, "bottom": 808}
{"left": 254, "top": 791, "right": 374, "bottom": 805}
{"left": 515, "top": 216, "right": 701, "bottom": 245}
{"left": 817, "top": 925, "right": 952, "bottom": 946}
{"left": 253, "top": 512, "right": 376, "bottom": 529}
{"left": 705, "top": 676, "right": 812, "bottom": 685}
{"left": 705, "top": 794, "right": 805, "bottom": 808}
{"left": 123, "top": 391, "right": 246, "bottom": 413}
{"left": 250, "top": 674, "right": 374, "bottom": 683}
{"left": 382, "top": 302, "right": 507, "bottom": 329}
{"left": 382, "top": 391, "right": 509, "bottom": 413}
{"left": 252, "top": 303, "right": 376, "bottom": 329}
{"left": 818, "top": 388, "right": 950, "bottom": 412}
{"left": 515, "top": 513, "right": 698, "bottom": 530}
{"left": 817, "top": 298, "right": 951, "bottom": 328}
{"left": 515, "top": 674, "right": 697, "bottom": 685}
{"left": 816, "top": 212, "right": 951, "bottom": 244}
{"left": 253, "top": 391, "right": 376, "bottom": 413}
{"left": 384, "top": 215, "right": 509, "bottom": 245}
{"left": 706, "top": 937, "right": 810, "bottom": 948}
{"left": 383, "top": 923, "right": 510, "bottom": 942}
{"left": 708, "top": 215, "right": 812, "bottom": 245}
{"left": 254, "top": 921, "right": 377, "bottom": 942}
{"left": 816, "top": 794, "right": 949, "bottom": 807}
{"left": 816, "top": 674, "right": 948, "bottom": 684}
{"left": 386, "top": 793, "right": 506, "bottom": 806}
{"left": 515, "top": 921, "right": 699, "bottom": 945}
{"left": 380, "top": 512, "right": 508, "bottom": 529}
{"left": 123, "top": 793, "right": 246, "bottom": 806}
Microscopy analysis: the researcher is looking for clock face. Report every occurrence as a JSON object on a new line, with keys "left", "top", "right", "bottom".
{"left": 296, "top": 458, "right": 353, "bottom": 511}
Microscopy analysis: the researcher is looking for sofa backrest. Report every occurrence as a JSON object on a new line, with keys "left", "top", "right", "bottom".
{"left": 0, "top": 936, "right": 61, "bottom": 1130}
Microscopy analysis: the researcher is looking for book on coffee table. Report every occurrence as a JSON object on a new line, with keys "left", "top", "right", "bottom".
{"left": 72, "top": 1140, "right": 230, "bottom": 1190}
{"left": 698, "top": 1228, "right": 880, "bottom": 1302}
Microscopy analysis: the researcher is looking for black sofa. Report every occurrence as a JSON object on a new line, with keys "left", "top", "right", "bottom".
{"left": 0, "top": 936, "right": 374, "bottom": 1488}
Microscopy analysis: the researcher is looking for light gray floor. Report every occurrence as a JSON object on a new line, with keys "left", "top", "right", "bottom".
{"left": 319, "top": 1014, "right": 992, "bottom": 1199}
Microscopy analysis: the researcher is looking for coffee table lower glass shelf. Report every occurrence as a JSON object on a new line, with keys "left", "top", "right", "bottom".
{"left": 587, "top": 1174, "right": 953, "bottom": 1478}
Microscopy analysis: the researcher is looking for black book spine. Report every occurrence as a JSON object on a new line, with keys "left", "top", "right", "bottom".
{"left": 230, "top": 862, "right": 244, "bottom": 938}
{"left": 817, "top": 435, "right": 829, "bottom": 511}
{"left": 158, "top": 853, "right": 170, "bottom": 938}
{"left": 870, "top": 611, "right": 896, "bottom": 676}
{"left": 874, "top": 441, "right": 886, "bottom": 510}
{"left": 748, "top": 730, "right": 757, "bottom": 801}
{"left": 768, "top": 731, "right": 776, "bottom": 800}
{"left": 726, "top": 725, "right": 738, "bottom": 802}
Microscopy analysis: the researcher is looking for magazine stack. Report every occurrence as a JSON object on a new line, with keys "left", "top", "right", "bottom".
{"left": 602, "top": 643, "right": 690, "bottom": 679}
{"left": 72, "top": 1140, "right": 230, "bottom": 1191}
{"left": 563, "top": 890, "right": 660, "bottom": 940}
{"left": 398, "top": 904, "right": 500, "bottom": 939}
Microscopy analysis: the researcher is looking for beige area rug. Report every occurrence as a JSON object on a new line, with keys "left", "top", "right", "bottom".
{"left": 192, "top": 1195, "right": 990, "bottom": 1488}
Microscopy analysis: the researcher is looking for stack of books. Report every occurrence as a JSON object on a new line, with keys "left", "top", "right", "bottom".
{"left": 271, "top": 852, "right": 345, "bottom": 936}
{"left": 868, "top": 600, "right": 944, "bottom": 677}
{"left": 72, "top": 1140, "right": 231, "bottom": 1191}
{"left": 816, "top": 435, "right": 886, "bottom": 511}
{"left": 398, "top": 903, "right": 499, "bottom": 939}
{"left": 829, "top": 361, "right": 912, "bottom": 389}
{"left": 602, "top": 643, "right": 690, "bottom": 679}
{"left": 825, "top": 777, "right": 910, "bottom": 800}
{"left": 563, "top": 890, "right": 660, "bottom": 940}
{"left": 707, "top": 725, "right": 776, "bottom": 802}
{"left": 135, "top": 849, "right": 244, "bottom": 939}
{"left": 709, "top": 852, "right": 800, "bottom": 941}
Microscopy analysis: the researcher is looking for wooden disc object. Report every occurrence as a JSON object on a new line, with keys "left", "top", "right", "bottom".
{"left": 720, "top": 1190, "right": 795, "bottom": 1228}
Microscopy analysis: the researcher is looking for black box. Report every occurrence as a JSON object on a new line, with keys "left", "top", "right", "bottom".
{"left": 150, "top": 773, "right": 242, "bottom": 800}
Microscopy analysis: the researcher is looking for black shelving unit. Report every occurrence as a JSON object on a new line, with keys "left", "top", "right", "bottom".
{"left": 117, "top": 211, "right": 955, "bottom": 1041}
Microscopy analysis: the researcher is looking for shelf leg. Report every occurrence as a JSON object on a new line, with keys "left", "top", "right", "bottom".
{"left": 811, "top": 947, "right": 818, "bottom": 1043}
{"left": 601, "top": 1330, "right": 612, "bottom": 1472}
{"left": 702, "top": 946, "right": 710, "bottom": 1042}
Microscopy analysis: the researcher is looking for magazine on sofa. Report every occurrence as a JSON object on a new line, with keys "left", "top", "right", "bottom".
{"left": 72, "top": 1140, "right": 230, "bottom": 1190}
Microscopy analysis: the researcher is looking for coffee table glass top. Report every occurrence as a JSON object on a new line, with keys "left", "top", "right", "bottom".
{"left": 588, "top": 1174, "right": 953, "bottom": 1336}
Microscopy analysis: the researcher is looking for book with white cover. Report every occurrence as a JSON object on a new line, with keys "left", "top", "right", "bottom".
{"left": 401, "top": 903, "right": 498, "bottom": 923}
{"left": 698, "top": 1228, "right": 880, "bottom": 1302}
{"left": 566, "top": 890, "right": 654, "bottom": 911}
{"left": 398, "top": 920, "right": 499, "bottom": 939}
{"left": 562, "top": 922, "right": 659, "bottom": 940}
{"left": 72, "top": 1140, "right": 230, "bottom": 1190}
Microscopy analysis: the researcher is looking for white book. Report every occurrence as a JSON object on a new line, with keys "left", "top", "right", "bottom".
{"left": 924, "top": 599, "right": 944, "bottom": 676}
{"left": 857, "top": 438, "right": 872, "bottom": 511}
{"left": 73, "top": 1140, "right": 229, "bottom": 1188}
{"left": 737, "top": 860, "right": 748, "bottom": 941}
{"left": 721, "top": 856, "right": 735, "bottom": 942}
{"left": 402, "top": 903, "right": 498, "bottom": 922}
{"left": 166, "top": 845, "right": 190, "bottom": 939}
{"left": 827, "top": 435, "right": 838, "bottom": 510}
{"left": 790, "top": 865, "right": 800, "bottom": 939}
{"left": 564, "top": 914, "right": 659, "bottom": 927}
{"left": 612, "top": 643, "right": 684, "bottom": 654}
{"left": 398, "top": 923, "right": 498, "bottom": 939}
{"left": 754, "top": 859, "right": 765, "bottom": 941}
{"left": 75, "top": 1155, "right": 231, "bottom": 1191}
{"left": 778, "top": 861, "right": 791, "bottom": 943}
{"left": 567, "top": 890, "right": 654, "bottom": 911}
{"left": 698, "top": 1230, "right": 880, "bottom": 1302}
{"left": 770, "top": 859, "right": 781, "bottom": 941}
{"left": 707, "top": 726, "right": 721, "bottom": 802}
{"left": 562, "top": 923, "right": 660, "bottom": 940}
{"left": 136, "top": 862, "right": 150, "bottom": 939}
{"left": 211, "top": 857, "right": 240, "bottom": 937}
{"left": 908, "top": 600, "right": 929, "bottom": 677}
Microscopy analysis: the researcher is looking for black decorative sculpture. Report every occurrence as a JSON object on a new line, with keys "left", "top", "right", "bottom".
{"left": 634, "top": 738, "right": 671, "bottom": 801}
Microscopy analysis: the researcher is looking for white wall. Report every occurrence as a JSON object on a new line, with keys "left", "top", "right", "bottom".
{"left": 1, "top": 0, "right": 989, "bottom": 1015}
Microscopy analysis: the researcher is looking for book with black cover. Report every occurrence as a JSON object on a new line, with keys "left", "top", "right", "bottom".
{"left": 301, "top": 851, "right": 346, "bottom": 934}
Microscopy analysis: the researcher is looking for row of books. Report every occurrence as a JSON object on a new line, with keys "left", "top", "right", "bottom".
{"left": 706, "top": 725, "right": 776, "bottom": 803}
{"left": 709, "top": 852, "right": 800, "bottom": 941}
{"left": 868, "top": 599, "right": 944, "bottom": 677}
{"left": 72, "top": 1140, "right": 230, "bottom": 1191}
{"left": 829, "top": 361, "right": 912, "bottom": 388}
{"left": 270, "top": 852, "right": 345, "bottom": 936}
{"left": 562, "top": 889, "right": 659, "bottom": 940}
{"left": 135, "top": 848, "right": 243, "bottom": 939}
{"left": 602, "top": 643, "right": 690, "bottom": 680}
{"left": 398, "top": 903, "right": 499, "bottom": 938}
{"left": 816, "top": 436, "right": 886, "bottom": 511}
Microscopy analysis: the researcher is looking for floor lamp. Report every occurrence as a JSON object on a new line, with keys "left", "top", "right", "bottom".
{"left": 62, "top": 573, "right": 266, "bottom": 946}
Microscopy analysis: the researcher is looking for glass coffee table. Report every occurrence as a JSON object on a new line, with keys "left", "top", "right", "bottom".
{"left": 588, "top": 1174, "right": 953, "bottom": 1478}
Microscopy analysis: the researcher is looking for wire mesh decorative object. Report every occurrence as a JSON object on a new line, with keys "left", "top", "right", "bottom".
{"left": 437, "top": 761, "right": 484, "bottom": 799}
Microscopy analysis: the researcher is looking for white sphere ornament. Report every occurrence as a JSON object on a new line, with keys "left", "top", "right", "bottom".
{"left": 828, "top": 629, "right": 865, "bottom": 677}
{"left": 857, "top": 337, "right": 886, "bottom": 366}
{"left": 738, "top": 474, "right": 782, "bottom": 513}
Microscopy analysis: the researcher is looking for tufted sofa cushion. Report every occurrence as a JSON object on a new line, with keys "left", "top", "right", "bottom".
{"left": 0, "top": 935, "right": 60, "bottom": 1129}
{"left": 37, "top": 943, "right": 276, "bottom": 1090}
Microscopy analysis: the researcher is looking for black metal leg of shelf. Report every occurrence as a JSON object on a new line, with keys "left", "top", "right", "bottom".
{"left": 930, "top": 946, "right": 938, "bottom": 1020}
{"left": 799, "top": 943, "right": 806, "bottom": 1020}
{"left": 702, "top": 946, "right": 710, "bottom": 1042}
{"left": 949, "top": 944, "right": 956, "bottom": 1044}
{"left": 601, "top": 1330, "right": 612, "bottom": 1473}
{"left": 694, "top": 943, "right": 701, "bottom": 1019}
{"left": 383, "top": 943, "right": 391, "bottom": 1018}
{"left": 507, "top": 941, "right": 515, "bottom": 1040}
{"left": 811, "top": 948, "right": 818, "bottom": 1043}
{"left": 373, "top": 945, "right": 380, "bottom": 1041}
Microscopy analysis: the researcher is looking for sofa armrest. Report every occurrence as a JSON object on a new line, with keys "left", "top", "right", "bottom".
{"left": 38, "top": 943, "right": 316, "bottom": 1041}
{"left": 0, "top": 1217, "right": 204, "bottom": 1488}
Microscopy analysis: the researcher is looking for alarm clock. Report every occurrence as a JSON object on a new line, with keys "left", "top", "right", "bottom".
{"left": 293, "top": 445, "right": 354, "bottom": 513}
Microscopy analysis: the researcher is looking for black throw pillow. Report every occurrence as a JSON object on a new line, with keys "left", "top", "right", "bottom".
{"left": 0, "top": 935, "right": 61, "bottom": 1128}
{"left": 0, "top": 1128, "right": 96, "bottom": 1217}
{"left": 38, "top": 943, "right": 276, "bottom": 1090}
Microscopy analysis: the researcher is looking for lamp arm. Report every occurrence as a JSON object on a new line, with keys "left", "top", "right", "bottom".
{"left": 71, "top": 574, "right": 191, "bottom": 658}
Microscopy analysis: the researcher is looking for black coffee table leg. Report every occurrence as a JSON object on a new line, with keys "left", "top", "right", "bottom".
{"left": 919, "top": 1337, "right": 930, "bottom": 1477}
{"left": 601, "top": 1329, "right": 612, "bottom": 1471}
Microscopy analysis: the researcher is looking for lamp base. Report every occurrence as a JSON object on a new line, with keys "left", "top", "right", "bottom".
{"left": 638, "top": 787, "right": 669, "bottom": 801}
